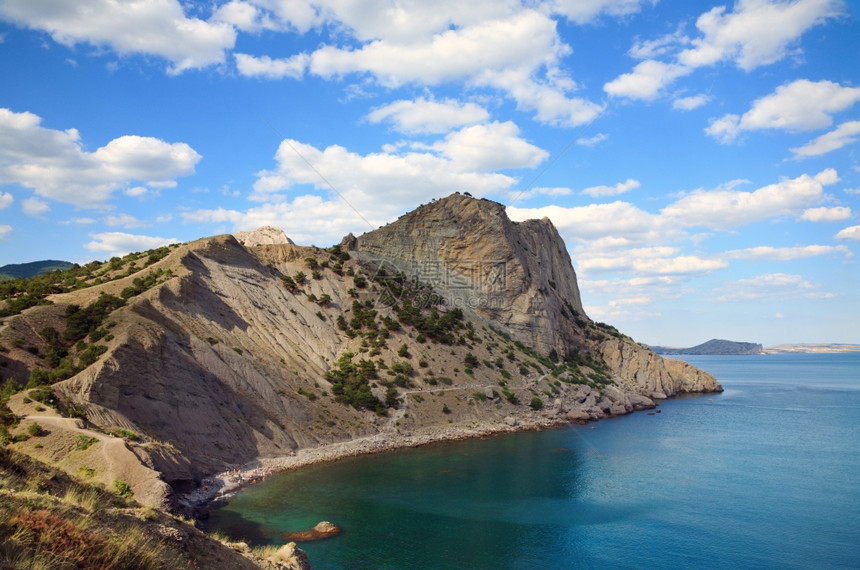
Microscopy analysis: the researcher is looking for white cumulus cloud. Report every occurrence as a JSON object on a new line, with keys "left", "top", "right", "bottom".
{"left": 660, "top": 169, "right": 839, "bottom": 229}
{"left": 366, "top": 98, "right": 490, "bottom": 134}
{"left": 605, "top": 0, "right": 845, "bottom": 101}
{"left": 83, "top": 232, "right": 179, "bottom": 259}
{"left": 604, "top": 60, "right": 689, "bottom": 100}
{"left": 581, "top": 178, "right": 640, "bottom": 197}
{"left": 791, "top": 120, "right": 860, "bottom": 158}
{"left": 723, "top": 245, "right": 851, "bottom": 260}
{"left": 679, "top": 0, "right": 844, "bottom": 71}
{"left": 0, "top": 0, "right": 236, "bottom": 74}
{"left": 672, "top": 94, "right": 710, "bottom": 111}
{"left": 835, "top": 225, "right": 860, "bottom": 241}
{"left": 234, "top": 53, "right": 308, "bottom": 79}
{"left": 189, "top": 120, "right": 550, "bottom": 244}
{"left": 430, "top": 122, "right": 548, "bottom": 171}
{"left": 21, "top": 197, "right": 49, "bottom": 216}
{"left": 550, "top": 0, "right": 657, "bottom": 24}
{"left": 576, "top": 133, "right": 608, "bottom": 147}
{"left": 0, "top": 108, "right": 201, "bottom": 207}
{"left": 707, "top": 80, "right": 860, "bottom": 143}
{"left": 800, "top": 206, "right": 852, "bottom": 222}
{"left": 714, "top": 272, "right": 833, "bottom": 302}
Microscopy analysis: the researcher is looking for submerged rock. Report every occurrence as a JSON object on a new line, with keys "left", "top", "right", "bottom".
{"left": 283, "top": 521, "right": 342, "bottom": 542}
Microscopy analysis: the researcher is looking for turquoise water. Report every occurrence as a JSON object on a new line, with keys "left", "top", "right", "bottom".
{"left": 208, "top": 353, "right": 860, "bottom": 569}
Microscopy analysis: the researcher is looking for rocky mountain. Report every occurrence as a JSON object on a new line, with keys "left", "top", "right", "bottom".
{"left": 651, "top": 339, "right": 763, "bottom": 355}
{"left": 0, "top": 193, "right": 721, "bottom": 511}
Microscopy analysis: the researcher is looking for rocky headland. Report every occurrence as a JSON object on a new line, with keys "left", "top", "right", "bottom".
{"left": 651, "top": 338, "right": 763, "bottom": 355}
{"left": 1, "top": 193, "right": 722, "bottom": 523}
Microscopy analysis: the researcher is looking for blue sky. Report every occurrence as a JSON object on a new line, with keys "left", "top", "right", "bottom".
{"left": 1, "top": 0, "right": 858, "bottom": 346}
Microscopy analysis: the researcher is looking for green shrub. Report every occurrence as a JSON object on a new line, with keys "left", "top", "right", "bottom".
{"left": 326, "top": 352, "right": 385, "bottom": 414}
{"left": 464, "top": 353, "right": 480, "bottom": 367}
{"left": 0, "top": 426, "right": 12, "bottom": 445}
{"left": 77, "top": 465, "right": 96, "bottom": 478}
{"left": 530, "top": 397, "right": 543, "bottom": 411}
{"left": 62, "top": 294, "right": 125, "bottom": 344}
{"left": 75, "top": 435, "right": 99, "bottom": 450}
{"left": 27, "top": 423, "right": 44, "bottom": 437}
{"left": 385, "top": 386, "right": 399, "bottom": 408}
{"left": 78, "top": 344, "right": 107, "bottom": 366}
{"left": 112, "top": 479, "right": 132, "bottom": 498}
{"left": 27, "top": 387, "right": 55, "bottom": 407}
{"left": 110, "top": 428, "right": 140, "bottom": 441}
{"left": 297, "top": 388, "right": 318, "bottom": 401}
{"left": 502, "top": 387, "right": 519, "bottom": 404}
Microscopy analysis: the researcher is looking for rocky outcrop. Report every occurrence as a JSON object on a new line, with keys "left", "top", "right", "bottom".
{"left": 599, "top": 337, "right": 722, "bottom": 398}
{"left": 355, "top": 194, "right": 586, "bottom": 355}
{"left": 234, "top": 226, "right": 294, "bottom": 246}
{"left": 283, "top": 521, "right": 341, "bottom": 542}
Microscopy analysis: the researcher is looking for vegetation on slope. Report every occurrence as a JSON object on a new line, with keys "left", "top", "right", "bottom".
{"left": 0, "top": 446, "right": 282, "bottom": 569}
{"left": 0, "top": 246, "right": 175, "bottom": 318}
{"left": 0, "top": 246, "right": 182, "bottom": 420}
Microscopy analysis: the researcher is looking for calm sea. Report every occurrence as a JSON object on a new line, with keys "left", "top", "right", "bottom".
{"left": 207, "top": 353, "right": 860, "bottom": 569}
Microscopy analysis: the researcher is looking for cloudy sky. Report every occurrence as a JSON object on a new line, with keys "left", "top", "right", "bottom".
{"left": 1, "top": 0, "right": 858, "bottom": 346}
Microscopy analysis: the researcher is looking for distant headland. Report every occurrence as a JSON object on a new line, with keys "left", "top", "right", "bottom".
{"left": 649, "top": 339, "right": 763, "bottom": 355}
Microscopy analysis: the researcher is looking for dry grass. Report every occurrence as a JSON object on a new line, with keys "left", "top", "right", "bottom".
{"left": 0, "top": 447, "right": 266, "bottom": 569}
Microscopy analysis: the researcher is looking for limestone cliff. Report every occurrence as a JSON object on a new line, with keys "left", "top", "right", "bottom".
{"left": 1, "top": 193, "right": 721, "bottom": 510}
{"left": 355, "top": 194, "right": 585, "bottom": 354}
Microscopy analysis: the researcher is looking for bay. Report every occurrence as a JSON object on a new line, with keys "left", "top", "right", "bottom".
{"left": 207, "top": 353, "right": 860, "bottom": 569}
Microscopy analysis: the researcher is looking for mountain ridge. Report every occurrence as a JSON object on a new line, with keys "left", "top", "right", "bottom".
{"left": 0, "top": 259, "right": 74, "bottom": 280}
{"left": 1, "top": 193, "right": 722, "bottom": 515}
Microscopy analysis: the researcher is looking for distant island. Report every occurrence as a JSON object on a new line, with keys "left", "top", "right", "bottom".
{"left": 650, "top": 339, "right": 763, "bottom": 355}
{"left": 0, "top": 259, "right": 74, "bottom": 280}
{"left": 651, "top": 339, "right": 860, "bottom": 355}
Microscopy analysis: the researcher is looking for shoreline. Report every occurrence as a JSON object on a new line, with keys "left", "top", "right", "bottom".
{"left": 176, "top": 413, "right": 580, "bottom": 514}
{"left": 176, "top": 382, "right": 726, "bottom": 516}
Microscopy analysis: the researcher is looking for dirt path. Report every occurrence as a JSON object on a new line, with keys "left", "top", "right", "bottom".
{"left": 8, "top": 394, "right": 171, "bottom": 508}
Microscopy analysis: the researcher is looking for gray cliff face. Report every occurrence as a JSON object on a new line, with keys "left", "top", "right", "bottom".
{"left": 5, "top": 194, "right": 721, "bottom": 502}
{"left": 355, "top": 194, "right": 585, "bottom": 355}
{"left": 354, "top": 195, "right": 719, "bottom": 397}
